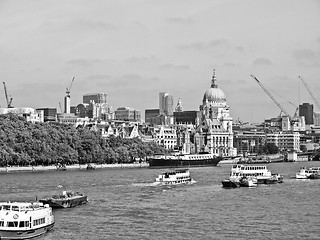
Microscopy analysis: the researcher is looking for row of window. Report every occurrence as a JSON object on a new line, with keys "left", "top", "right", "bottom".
{"left": 33, "top": 217, "right": 45, "bottom": 226}
{"left": 1, "top": 221, "right": 30, "bottom": 228}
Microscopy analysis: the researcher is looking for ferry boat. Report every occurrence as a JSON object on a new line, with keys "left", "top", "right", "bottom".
{"left": 39, "top": 191, "right": 87, "bottom": 208}
{"left": 155, "top": 169, "right": 194, "bottom": 185}
{"left": 148, "top": 153, "right": 221, "bottom": 168}
{"left": 0, "top": 202, "right": 54, "bottom": 240}
{"left": 296, "top": 167, "right": 320, "bottom": 179}
{"left": 222, "top": 164, "right": 283, "bottom": 187}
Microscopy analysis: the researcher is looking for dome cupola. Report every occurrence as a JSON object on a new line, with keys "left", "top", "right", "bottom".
{"left": 202, "top": 69, "right": 226, "bottom": 105}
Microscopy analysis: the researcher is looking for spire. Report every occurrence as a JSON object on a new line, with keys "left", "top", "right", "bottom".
{"left": 175, "top": 98, "right": 183, "bottom": 112}
{"left": 211, "top": 69, "right": 217, "bottom": 88}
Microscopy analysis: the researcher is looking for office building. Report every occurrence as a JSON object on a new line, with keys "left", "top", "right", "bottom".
{"left": 36, "top": 108, "right": 57, "bottom": 122}
{"left": 115, "top": 107, "right": 141, "bottom": 122}
{"left": 159, "top": 92, "right": 174, "bottom": 116}
{"left": 299, "top": 103, "right": 313, "bottom": 125}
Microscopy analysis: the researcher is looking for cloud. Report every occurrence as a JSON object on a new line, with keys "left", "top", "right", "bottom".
{"left": 67, "top": 58, "right": 102, "bottom": 67}
{"left": 159, "top": 63, "right": 190, "bottom": 70}
{"left": 293, "top": 49, "right": 316, "bottom": 59}
{"left": 125, "top": 56, "right": 159, "bottom": 64}
{"left": 177, "top": 39, "right": 228, "bottom": 51}
{"left": 224, "top": 62, "right": 240, "bottom": 67}
{"left": 253, "top": 57, "right": 273, "bottom": 65}
{"left": 166, "top": 17, "right": 193, "bottom": 24}
{"left": 83, "top": 74, "right": 159, "bottom": 89}
{"left": 68, "top": 18, "right": 117, "bottom": 31}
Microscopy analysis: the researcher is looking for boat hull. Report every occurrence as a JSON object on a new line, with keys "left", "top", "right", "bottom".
{"left": 149, "top": 156, "right": 221, "bottom": 168}
{"left": 0, "top": 222, "right": 54, "bottom": 240}
{"left": 309, "top": 174, "right": 320, "bottom": 179}
{"left": 221, "top": 180, "right": 240, "bottom": 188}
{"left": 39, "top": 195, "right": 87, "bottom": 208}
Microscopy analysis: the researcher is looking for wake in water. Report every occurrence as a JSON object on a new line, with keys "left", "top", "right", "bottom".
{"left": 132, "top": 180, "right": 197, "bottom": 187}
{"left": 131, "top": 182, "right": 161, "bottom": 187}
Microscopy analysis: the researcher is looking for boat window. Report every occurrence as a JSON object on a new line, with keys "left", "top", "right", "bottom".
{"left": 7, "top": 221, "right": 18, "bottom": 227}
{"left": 12, "top": 206, "right": 19, "bottom": 211}
{"left": 3, "top": 205, "right": 11, "bottom": 211}
{"left": 0, "top": 221, "right": 4, "bottom": 227}
{"left": 19, "top": 221, "right": 29, "bottom": 228}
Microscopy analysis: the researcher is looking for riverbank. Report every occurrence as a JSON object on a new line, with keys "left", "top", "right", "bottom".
{"left": 0, "top": 162, "right": 149, "bottom": 173}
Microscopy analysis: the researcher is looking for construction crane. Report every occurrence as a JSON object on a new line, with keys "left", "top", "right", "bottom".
{"left": 66, "top": 77, "right": 75, "bottom": 97}
{"left": 251, "top": 75, "right": 291, "bottom": 117}
{"left": 59, "top": 102, "right": 63, "bottom": 113}
{"left": 299, "top": 76, "right": 320, "bottom": 111}
{"left": 3, "top": 82, "right": 13, "bottom": 108}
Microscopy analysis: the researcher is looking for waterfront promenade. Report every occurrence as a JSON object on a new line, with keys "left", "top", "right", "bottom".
{"left": 0, "top": 162, "right": 149, "bottom": 173}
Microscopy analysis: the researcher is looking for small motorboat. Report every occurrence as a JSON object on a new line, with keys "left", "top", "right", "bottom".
{"left": 39, "top": 190, "right": 87, "bottom": 208}
{"left": 309, "top": 173, "right": 320, "bottom": 179}
{"left": 296, "top": 167, "right": 320, "bottom": 179}
{"left": 86, "top": 164, "right": 96, "bottom": 170}
{"left": 221, "top": 179, "right": 240, "bottom": 188}
{"left": 239, "top": 176, "right": 258, "bottom": 187}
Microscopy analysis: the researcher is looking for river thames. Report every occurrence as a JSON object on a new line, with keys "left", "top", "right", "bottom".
{"left": 1, "top": 161, "right": 320, "bottom": 240}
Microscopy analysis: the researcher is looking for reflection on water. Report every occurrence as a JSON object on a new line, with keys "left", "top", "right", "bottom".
{"left": 1, "top": 162, "right": 320, "bottom": 240}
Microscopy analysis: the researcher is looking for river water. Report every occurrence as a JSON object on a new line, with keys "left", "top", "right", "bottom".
{"left": 1, "top": 161, "right": 320, "bottom": 240}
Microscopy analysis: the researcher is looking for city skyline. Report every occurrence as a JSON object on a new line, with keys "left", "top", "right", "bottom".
{"left": 1, "top": 0, "right": 319, "bottom": 123}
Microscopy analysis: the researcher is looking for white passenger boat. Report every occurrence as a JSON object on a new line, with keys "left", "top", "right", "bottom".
{"left": 296, "top": 167, "right": 320, "bottom": 179}
{"left": 0, "top": 202, "right": 54, "bottom": 240}
{"left": 222, "top": 164, "right": 283, "bottom": 186}
{"left": 155, "top": 169, "right": 194, "bottom": 185}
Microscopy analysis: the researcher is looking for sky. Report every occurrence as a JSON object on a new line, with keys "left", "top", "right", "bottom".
{"left": 0, "top": 0, "right": 320, "bottom": 123}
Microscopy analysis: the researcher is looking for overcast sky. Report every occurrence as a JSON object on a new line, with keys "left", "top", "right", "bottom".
{"left": 1, "top": 0, "right": 319, "bottom": 123}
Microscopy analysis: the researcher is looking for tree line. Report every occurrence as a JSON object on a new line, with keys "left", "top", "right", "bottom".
{"left": 0, "top": 114, "right": 165, "bottom": 167}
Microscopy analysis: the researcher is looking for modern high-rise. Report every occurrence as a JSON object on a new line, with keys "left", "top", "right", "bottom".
{"left": 83, "top": 93, "right": 108, "bottom": 104}
{"left": 299, "top": 103, "right": 313, "bottom": 125}
{"left": 159, "top": 92, "right": 174, "bottom": 116}
{"left": 145, "top": 109, "right": 160, "bottom": 124}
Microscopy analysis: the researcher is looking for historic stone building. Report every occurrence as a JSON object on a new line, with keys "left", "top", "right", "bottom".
{"left": 194, "top": 70, "right": 236, "bottom": 156}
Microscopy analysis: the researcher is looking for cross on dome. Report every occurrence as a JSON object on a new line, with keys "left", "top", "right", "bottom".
{"left": 211, "top": 69, "right": 217, "bottom": 88}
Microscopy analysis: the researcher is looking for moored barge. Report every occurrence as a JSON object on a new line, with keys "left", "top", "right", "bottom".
{"left": 148, "top": 153, "right": 221, "bottom": 168}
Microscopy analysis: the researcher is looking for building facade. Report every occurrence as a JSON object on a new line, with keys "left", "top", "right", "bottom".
{"left": 114, "top": 107, "right": 141, "bottom": 122}
{"left": 36, "top": 108, "right": 57, "bottom": 122}
{"left": 266, "top": 131, "right": 300, "bottom": 152}
{"left": 145, "top": 109, "right": 160, "bottom": 124}
{"left": 154, "top": 126, "right": 177, "bottom": 150}
{"left": 174, "top": 111, "right": 198, "bottom": 125}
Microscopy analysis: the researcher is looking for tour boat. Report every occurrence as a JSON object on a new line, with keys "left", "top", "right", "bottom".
{"left": 39, "top": 190, "right": 87, "bottom": 208}
{"left": 0, "top": 202, "right": 54, "bottom": 240}
{"left": 296, "top": 167, "right": 320, "bottom": 179}
{"left": 222, "top": 164, "right": 283, "bottom": 187}
{"left": 155, "top": 169, "right": 194, "bottom": 185}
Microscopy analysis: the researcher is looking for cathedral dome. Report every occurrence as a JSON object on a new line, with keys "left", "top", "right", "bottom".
{"left": 202, "top": 70, "right": 226, "bottom": 104}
